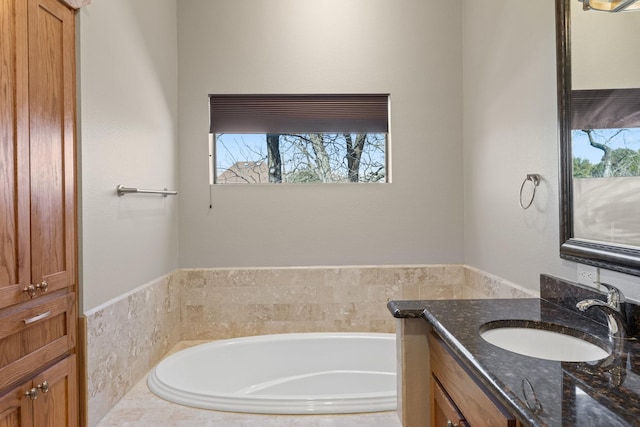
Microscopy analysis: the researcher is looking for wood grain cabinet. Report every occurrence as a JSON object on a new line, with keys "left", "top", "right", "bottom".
{"left": 1, "top": 0, "right": 76, "bottom": 310}
{"left": 432, "top": 376, "right": 469, "bottom": 427}
{"left": 0, "top": 293, "right": 77, "bottom": 393}
{"left": 0, "top": 356, "right": 78, "bottom": 427}
{"left": 429, "top": 332, "right": 520, "bottom": 427}
{"left": 1, "top": 0, "right": 80, "bottom": 425}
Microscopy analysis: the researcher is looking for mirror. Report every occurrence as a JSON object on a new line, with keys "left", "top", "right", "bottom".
{"left": 557, "top": 0, "right": 640, "bottom": 276}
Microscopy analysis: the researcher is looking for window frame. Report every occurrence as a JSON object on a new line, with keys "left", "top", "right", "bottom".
{"left": 208, "top": 94, "right": 391, "bottom": 185}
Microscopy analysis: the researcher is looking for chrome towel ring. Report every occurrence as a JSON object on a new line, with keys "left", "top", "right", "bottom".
{"left": 519, "top": 174, "right": 540, "bottom": 210}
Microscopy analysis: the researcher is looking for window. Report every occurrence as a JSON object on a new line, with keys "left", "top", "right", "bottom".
{"left": 209, "top": 94, "right": 389, "bottom": 184}
{"left": 571, "top": 88, "right": 640, "bottom": 178}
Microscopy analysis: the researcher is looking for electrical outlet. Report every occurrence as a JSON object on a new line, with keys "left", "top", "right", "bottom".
{"left": 577, "top": 264, "right": 599, "bottom": 287}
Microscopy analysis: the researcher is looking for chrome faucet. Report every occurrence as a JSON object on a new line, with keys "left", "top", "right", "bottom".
{"left": 576, "top": 283, "right": 629, "bottom": 340}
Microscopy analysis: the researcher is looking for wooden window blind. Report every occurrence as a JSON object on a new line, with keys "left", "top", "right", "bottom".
{"left": 209, "top": 94, "right": 389, "bottom": 134}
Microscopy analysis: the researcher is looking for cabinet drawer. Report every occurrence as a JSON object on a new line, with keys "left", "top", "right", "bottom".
{"left": 429, "top": 331, "right": 517, "bottom": 427}
{"left": 0, "top": 292, "right": 76, "bottom": 392}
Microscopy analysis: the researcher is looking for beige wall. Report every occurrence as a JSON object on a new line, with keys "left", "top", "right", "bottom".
{"left": 462, "top": 0, "right": 576, "bottom": 290}
{"left": 177, "top": 0, "right": 465, "bottom": 269}
{"left": 461, "top": 1, "right": 640, "bottom": 297}
{"left": 77, "top": 0, "right": 640, "bottom": 311}
{"left": 78, "top": 0, "right": 179, "bottom": 311}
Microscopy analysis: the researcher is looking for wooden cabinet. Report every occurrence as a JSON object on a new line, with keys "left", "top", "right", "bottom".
{"left": 0, "top": 0, "right": 27, "bottom": 310}
{"left": 0, "top": 0, "right": 81, "bottom": 425}
{"left": 0, "top": 356, "right": 77, "bottom": 427}
{"left": 429, "top": 332, "right": 519, "bottom": 427}
{"left": 0, "top": 0, "right": 76, "bottom": 311}
{"left": 432, "top": 377, "right": 469, "bottom": 427}
{"left": 0, "top": 379, "right": 31, "bottom": 427}
{"left": 0, "top": 293, "right": 77, "bottom": 392}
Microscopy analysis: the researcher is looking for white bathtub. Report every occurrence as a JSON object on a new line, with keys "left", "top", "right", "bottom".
{"left": 147, "top": 332, "right": 397, "bottom": 414}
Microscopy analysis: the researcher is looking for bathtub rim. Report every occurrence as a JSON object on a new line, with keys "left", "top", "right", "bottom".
{"left": 147, "top": 332, "right": 397, "bottom": 415}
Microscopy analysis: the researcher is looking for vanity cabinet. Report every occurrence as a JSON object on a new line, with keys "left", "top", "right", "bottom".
{"left": 432, "top": 376, "right": 469, "bottom": 427}
{"left": 429, "top": 332, "right": 519, "bottom": 427}
{"left": 0, "top": 0, "right": 82, "bottom": 425}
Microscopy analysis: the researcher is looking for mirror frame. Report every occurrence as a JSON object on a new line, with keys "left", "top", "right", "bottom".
{"left": 557, "top": 0, "right": 640, "bottom": 276}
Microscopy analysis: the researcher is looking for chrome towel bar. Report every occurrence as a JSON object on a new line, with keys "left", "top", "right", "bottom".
{"left": 116, "top": 185, "right": 178, "bottom": 197}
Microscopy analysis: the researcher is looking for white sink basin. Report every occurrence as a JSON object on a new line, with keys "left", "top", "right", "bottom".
{"left": 480, "top": 324, "right": 610, "bottom": 362}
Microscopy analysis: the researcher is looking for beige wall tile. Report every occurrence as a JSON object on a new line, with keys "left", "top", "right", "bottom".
{"left": 86, "top": 274, "right": 179, "bottom": 427}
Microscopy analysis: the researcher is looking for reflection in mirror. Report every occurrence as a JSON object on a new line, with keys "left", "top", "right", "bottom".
{"left": 572, "top": 4, "right": 640, "bottom": 92}
{"left": 572, "top": 127, "right": 640, "bottom": 246}
{"left": 557, "top": 0, "right": 640, "bottom": 275}
{"left": 571, "top": 3, "right": 640, "bottom": 246}
{"left": 578, "top": 0, "right": 640, "bottom": 13}
{"left": 574, "top": 385, "right": 628, "bottom": 426}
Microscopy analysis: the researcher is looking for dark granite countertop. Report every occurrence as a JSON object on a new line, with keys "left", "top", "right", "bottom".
{"left": 387, "top": 275, "right": 640, "bottom": 427}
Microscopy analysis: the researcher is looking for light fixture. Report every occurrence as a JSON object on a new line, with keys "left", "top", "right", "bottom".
{"left": 579, "top": 0, "right": 640, "bottom": 12}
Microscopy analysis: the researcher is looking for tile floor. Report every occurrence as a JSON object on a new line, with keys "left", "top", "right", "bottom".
{"left": 95, "top": 376, "right": 402, "bottom": 427}
{"left": 95, "top": 341, "right": 403, "bottom": 427}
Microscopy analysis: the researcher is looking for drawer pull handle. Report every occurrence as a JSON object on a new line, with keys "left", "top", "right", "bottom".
{"left": 23, "top": 311, "right": 51, "bottom": 325}
{"left": 37, "top": 381, "right": 49, "bottom": 393}
{"left": 24, "top": 388, "right": 38, "bottom": 400}
{"left": 446, "top": 421, "right": 458, "bottom": 427}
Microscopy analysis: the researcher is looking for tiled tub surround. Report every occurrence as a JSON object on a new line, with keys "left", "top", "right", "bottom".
{"left": 179, "top": 265, "right": 535, "bottom": 339}
{"left": 85, "top": 273, "right": 181, "bottom": 427}
{"left": 85, "top": 265, "right": 536, "bottom": 427}
{"left": 389, "top": 274, "right": 640, "bottom": 426}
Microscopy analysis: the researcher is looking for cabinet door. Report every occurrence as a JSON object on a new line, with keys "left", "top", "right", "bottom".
{"left": 0, "top": 0, "right": 76, "bottom": 308}
{"left": 0, "top": 356, "right": 76, "bottom": 427}
{"left": 429, "top": 332, "right": 517, "bottom": 427}
{"left": 27, "top": 0, "right": 76, "bottom": 297}
{"left": 0, "top": 0, "right": 31, "bottom": 311}
{"left": 31, "top": 355, "right": 78, "bottom": 427}
{"left": 0, "top": 379, "right": 33, "bottom": 427}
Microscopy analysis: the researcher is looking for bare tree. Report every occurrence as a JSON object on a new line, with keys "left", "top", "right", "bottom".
{"left": 581, "top": 129, "right": 625, "bottom": 177}
{"left": 308, "top": 134, "right": 331, "bottom": 182}
{"left": 345, "top": 133, "right": 366, "bottom": 182}
{"left": 267, "top": 134, "right": 282, "bottom": 183}
{"left": 215, "top": 132, "right": 386, "bottom": 184}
